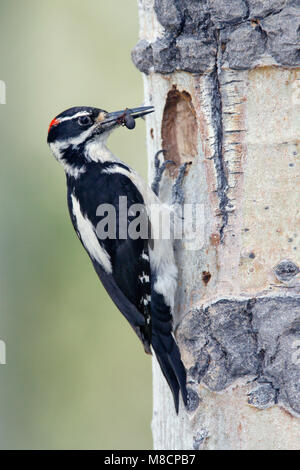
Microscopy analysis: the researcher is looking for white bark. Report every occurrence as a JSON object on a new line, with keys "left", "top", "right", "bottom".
{"left": 134, "top": 0, "right": 300, "bottom": 450}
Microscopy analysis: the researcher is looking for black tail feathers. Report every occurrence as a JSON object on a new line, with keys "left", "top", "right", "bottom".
{"left": 150, "top": 290, "right": 187, "bottom": 413}
{"left": 151, "top": 331, "right": 187, "bottom": 413}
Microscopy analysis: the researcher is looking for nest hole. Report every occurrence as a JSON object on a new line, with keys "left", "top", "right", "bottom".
{"left": 161, "top": 86, "right": 197, "bottom": 176}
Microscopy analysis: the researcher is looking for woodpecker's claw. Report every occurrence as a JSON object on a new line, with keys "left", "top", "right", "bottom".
{"left": 172, "top": 162, "right": 191, "bottom": 206}
{"left": 152, "top": 150, "right": 175, "bottom": 196}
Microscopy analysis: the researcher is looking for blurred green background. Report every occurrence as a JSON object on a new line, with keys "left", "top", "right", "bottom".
{"left": 0, "top": 0, "right": 152, "bottom": 449}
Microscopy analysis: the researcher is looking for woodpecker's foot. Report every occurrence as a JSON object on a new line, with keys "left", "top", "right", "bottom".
{"left": 151, "top": 150, "right": 175, "bottom": 196}
{"left": 171, "top": 163, "right": 190, "bottom": 206}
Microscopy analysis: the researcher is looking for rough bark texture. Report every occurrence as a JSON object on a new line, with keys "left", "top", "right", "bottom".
{"left": 133, "top": 0, "right": 300, "bottom": 450}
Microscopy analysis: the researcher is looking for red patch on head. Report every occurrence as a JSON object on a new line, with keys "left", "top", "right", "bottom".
{"left": 48, "top": 117, "right": 60, "bottom": 133}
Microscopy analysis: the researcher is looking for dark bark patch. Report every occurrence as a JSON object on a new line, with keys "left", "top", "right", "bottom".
{"left": 202, "top": 271, "right": 212, "bottom": 285}
{"left": 178, "top": 296, "right": 300, "bottom": 416}
{"left": 131, "top": 39, "right": 153, "bottom": 75}
{"left": 187, "top": 388, "right": 201, "bottom": 412}
{"left": 248, "top": 383, "right": 277, "bottom": 409}
{"left": 220, "top": 22, "right": 267, "bottom": 70}
{"left": 274, "top": 260, "right": 300, "bottom": 282}
{"left": 132, "top": 1, "right": 300, "bottom": 73}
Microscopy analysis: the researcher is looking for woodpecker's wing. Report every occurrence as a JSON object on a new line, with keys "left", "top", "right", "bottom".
{"left": 93, "top": 238, "right": 152, "bottom": 353}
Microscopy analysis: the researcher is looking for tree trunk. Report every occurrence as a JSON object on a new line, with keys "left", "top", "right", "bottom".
{"left": 132, "top": 0, "right": 300, "bottom": 450}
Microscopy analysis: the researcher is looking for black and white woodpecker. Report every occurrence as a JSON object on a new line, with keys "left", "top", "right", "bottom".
{"left": 47, "top": 105, "right": 188, "bottom": 412}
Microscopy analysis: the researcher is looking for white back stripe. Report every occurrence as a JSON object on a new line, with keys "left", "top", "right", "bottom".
{"left": 71, "top": 194, "right": 112, "bottom": 273}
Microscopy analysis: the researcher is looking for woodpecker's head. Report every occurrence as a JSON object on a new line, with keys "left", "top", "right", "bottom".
{"left": 47, "top": 105, "right": 154, "bottom": 176}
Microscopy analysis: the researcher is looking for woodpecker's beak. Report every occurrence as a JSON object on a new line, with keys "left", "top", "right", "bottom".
{"left": 98, "top": 106, "right": 154, "bottom": 130}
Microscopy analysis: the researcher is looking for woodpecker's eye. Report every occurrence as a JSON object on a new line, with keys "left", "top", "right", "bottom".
{"left": 78, "top": 115, "right": 93, "bottom": 127}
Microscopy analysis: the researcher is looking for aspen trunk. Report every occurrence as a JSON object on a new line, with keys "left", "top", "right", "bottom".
{"left": 132, "top": 0, "right": 300, "bottom": 450}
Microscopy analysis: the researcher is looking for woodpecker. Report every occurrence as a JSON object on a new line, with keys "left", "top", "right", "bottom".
{"left": 47, "top": 105, "right": 188, "bottom": 412}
